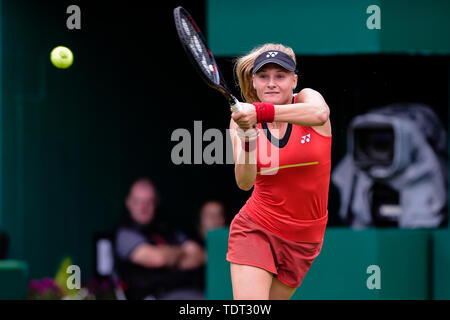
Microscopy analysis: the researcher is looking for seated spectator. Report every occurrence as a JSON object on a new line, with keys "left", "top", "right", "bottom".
{"left": 115, "top": 178, "right": 206, "bottom": 300}
{"left": 196, "top": 200, "right": 227, "bottom": 247}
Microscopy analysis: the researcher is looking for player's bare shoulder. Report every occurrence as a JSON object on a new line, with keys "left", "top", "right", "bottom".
{"left": 296, "top": 88, "right": 325, "bottom": 103}
{"left": 297, "top": 88, "right": 331, "bottom": 137}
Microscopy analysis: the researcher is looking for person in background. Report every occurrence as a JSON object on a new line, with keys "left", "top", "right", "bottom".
{"left": 196, "top": 200, "right": 227, "bottom": 246}
{"left": 114, "top": 178, "right": 206, "bottom": 300}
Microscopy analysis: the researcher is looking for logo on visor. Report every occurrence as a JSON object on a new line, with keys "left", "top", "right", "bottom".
{"left": 266, "top": 52, "right": 279, "bottom": 58}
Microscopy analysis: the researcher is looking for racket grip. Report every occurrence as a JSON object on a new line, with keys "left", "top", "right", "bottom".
{"left": 230, "top": 98, "right": 242, "bottom": 112}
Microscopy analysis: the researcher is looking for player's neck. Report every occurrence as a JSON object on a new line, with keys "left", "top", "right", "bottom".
{"left": 266, "top": 122, "right": 287, "bottom": 139}
{"left": 268, "top": 122, "right": 286, "bottom": 130}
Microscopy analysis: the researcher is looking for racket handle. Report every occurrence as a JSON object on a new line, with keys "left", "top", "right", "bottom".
{"left": 230, "top": 97, "right": 242, "bottom": 112}
{"left": 230, "top": 97, "right": 259, "bottom": 131}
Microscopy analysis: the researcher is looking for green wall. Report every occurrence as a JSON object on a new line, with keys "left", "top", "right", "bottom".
{"left": 207, "top": 228, "right": 449, "bottom": 300}
{"left": 0, "top": 260, "right": 28, "bottom": 299}
{"left": 207, "top": 0, "right": 450, "bottom": 56}
{"left": 432, "top": 230, "right": 450, "bottom": 299}
{"left": 0, "top": 1, "right": 123, "bottom": 280}
{"left": 0, "top": 0, "right": 3, "bottom": 229}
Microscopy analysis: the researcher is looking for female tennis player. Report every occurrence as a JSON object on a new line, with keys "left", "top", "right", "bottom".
{"left": 227, "top": 43, "right": 332, "bottom": 300}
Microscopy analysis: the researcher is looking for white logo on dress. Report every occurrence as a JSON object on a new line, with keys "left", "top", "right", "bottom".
{"left": 301, "top": 134, "right": 311, "bottom": 144}
{"left": 266, "top": 51, "right": 278, "bottom": 58}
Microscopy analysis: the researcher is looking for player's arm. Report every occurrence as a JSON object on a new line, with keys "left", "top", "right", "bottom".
{"left": 233, "top": 89, "right": 329, "bottom": 128}
{"left": 274, "top": 88, "right": 330, "bottom": 126}
{"left": 229, "top": 117, "right": 257, "bottom": 191}
{"left": 177, "top": 240, "right": 206, "bottom": 270}
{"left": 129, "top": 243, "right": 183, "bottom": 268}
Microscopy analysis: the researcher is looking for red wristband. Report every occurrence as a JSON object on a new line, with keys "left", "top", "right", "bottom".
{"left": 253, "top": 103, "right": 275, "bottom": 123}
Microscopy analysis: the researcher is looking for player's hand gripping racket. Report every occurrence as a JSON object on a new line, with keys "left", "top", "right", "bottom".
{"left": 173, "top": 6, "right": 242, "bottom": 112}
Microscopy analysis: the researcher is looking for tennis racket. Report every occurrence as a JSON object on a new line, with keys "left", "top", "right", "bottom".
{"left": 173, "top": 6, "right": 242, "bottom": 112}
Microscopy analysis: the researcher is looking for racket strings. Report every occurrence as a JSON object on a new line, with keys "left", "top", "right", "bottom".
{"left": 179, "top": 14, "right": 218, "bottom": 83}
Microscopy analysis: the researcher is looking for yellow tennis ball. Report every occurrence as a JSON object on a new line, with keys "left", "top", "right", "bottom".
{"left": 50, "top": 46, "right": 74, "bottom": 69}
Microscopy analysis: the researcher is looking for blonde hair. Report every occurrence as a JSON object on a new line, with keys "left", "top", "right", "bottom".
{"left": 235, "top": 43, "right": 296, "bottom": 103}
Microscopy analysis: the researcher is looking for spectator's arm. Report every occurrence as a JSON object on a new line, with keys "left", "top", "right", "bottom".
{"left": 177, "top": 240, "right": 206, "bottom": 270}
{"left": 115, "top": 227, "right": 183, "bottom": 269}
{"left": 130, "top": 243, "right": 183, "bottom": 268}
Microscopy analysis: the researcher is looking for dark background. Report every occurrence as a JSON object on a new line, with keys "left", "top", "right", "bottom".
{"left": 0, "top": 0, "right": 448, "bottom": 279}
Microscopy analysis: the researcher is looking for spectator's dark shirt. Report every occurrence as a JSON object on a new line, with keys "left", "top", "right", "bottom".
{"left": 115, "top": 216, "right": 204, "bottom": 299}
